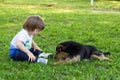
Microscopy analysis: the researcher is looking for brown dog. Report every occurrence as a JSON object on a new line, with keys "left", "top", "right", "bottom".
{"left": 54, "top": 41, "right": 112, "bottom": 65}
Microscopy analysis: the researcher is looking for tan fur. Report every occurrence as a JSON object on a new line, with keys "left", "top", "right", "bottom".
{"left": 54, "top": 52, "right": 68, "bottom": 60}
{"left": 92, "top": 54, "right": 113, "bottom": 61}
{"left": 54, "top": 55, "right": 81, "bottom": 65}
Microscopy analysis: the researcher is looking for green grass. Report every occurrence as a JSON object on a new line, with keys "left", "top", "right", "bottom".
{"left": 0, "top": 0, "right": 120, "bottom": 80}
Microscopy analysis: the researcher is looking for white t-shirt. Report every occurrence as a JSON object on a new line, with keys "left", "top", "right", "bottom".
{"left": 10, "top": 29, "right": 33, "bottom": 49}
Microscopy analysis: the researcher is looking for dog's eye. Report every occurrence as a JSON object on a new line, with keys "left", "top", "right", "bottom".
{"left": 56, "top": 48, "right": 61, "bottom": 52}
{"left": 63, "top": 57, "right": 66, "bottom": 60}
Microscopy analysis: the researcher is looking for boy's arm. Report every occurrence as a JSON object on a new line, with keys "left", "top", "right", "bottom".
{"left": 16, "top": 40, "right": 36, "bottom": 62}
{"left": 32, "top": 40, "right": 42, "bottom": 51}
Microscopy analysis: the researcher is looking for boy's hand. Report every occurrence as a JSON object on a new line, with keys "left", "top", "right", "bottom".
{"left": 32, "top": 40, "right": 42, "bottom": 51}
{"left": 33, "top": 45, "right": 42, "bottom": 51}
{"left": 28, "top": 52, "right": 36, "bottom": 62}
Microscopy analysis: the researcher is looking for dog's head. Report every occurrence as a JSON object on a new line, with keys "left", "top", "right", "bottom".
{"left": 56, "top": 45, "right": 65, "bottom": 53}
{"left": 55, "top": 44, "right": 69, "bottom": 60}
{"left": 54, "top": 52, "right": 69, "bottom": 60}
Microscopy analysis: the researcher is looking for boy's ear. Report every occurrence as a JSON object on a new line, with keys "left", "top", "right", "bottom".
{"left": 57, "top": 45, "right": 64, "bottom": 52}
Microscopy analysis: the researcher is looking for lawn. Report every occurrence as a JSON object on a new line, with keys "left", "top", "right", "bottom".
{"left": 0, "top": 0, "right": 120, "bottom": 80}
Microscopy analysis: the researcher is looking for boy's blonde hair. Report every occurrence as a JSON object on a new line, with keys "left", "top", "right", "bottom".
{"left": 23, "top": 15, "right": 45, "bottom": 31}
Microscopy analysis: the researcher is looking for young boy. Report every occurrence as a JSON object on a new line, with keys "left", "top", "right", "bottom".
{"left": 10, "top": 15, "right": 53, "bottom": 64}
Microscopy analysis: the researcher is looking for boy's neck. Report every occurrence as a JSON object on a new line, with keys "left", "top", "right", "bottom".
{"left": 24, "top": 29, "right": 32, "bottom": 36}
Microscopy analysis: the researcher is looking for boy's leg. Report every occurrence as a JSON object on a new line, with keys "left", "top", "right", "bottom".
{"left": 29, "top": 48, "right": 53, "bottom": 59}
{"left": 29, "top": 48, "right": 42, "bottom": 57}
{"left": 11, "top": 49, "right": 29, "bottom": 61}
{"left": 38, "top": 52, "right": 53, "bottom": 58}
{"left": 11, "top": 49, "right": 49, "bottom": 64}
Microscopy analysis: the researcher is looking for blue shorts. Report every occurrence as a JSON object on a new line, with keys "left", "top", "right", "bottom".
{"left": 10, "top": 48, "right": 42, "bottom": 62}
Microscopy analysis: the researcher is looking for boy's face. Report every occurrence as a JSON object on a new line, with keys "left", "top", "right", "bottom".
{"left": 30, "top": 29, "right": 41, "bottom": 35}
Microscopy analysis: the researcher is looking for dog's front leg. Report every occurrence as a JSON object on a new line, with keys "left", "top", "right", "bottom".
{"left": 54, "top": 55, "right": 81, "bottom": 65}
{"left": 53, "top": 60, "right": 66, "bottom": 65}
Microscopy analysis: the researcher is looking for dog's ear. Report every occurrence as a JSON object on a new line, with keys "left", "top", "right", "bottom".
{"left": 56, "top": 45, "right": 64, "bottom": 52}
